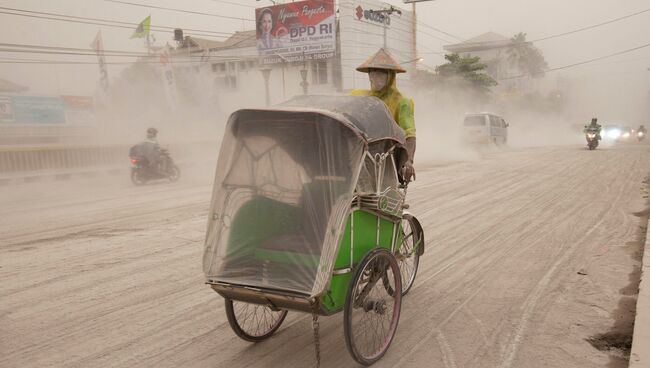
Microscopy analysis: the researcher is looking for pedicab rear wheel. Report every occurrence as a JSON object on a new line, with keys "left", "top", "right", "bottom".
{"left": 344, "top": 248, "right": 402, "bottom": 366}
{"left": 224, "top": 298, "right": 287, "bottom": 342}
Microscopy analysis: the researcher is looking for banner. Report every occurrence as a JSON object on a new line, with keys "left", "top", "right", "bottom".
{"left": 255, "top": 0, "right": 336, "bottom": 64}
{"left": 90, "top": 30, "right": 110, "bottom": 95}
{"left": 158, "top": 46, "right": 178, "bottom": 109}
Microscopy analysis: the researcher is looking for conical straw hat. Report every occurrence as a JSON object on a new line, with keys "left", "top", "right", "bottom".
{"left": 356, "top": 48, "right": 406, "bottom": 73}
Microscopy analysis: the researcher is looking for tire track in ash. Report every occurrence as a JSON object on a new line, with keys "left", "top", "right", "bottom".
{"left": 497, "top": 148, "right": 642, "bottom": 368}
{"left": 386, "top": 147, "right": 625, "bottom": 367}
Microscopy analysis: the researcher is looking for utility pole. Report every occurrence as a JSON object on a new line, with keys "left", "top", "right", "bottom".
{"left": 412, "top": 2, "right": 416, "bottom": 66}
{"left": 404, "top": 0, "right": 438, "bottom": 69}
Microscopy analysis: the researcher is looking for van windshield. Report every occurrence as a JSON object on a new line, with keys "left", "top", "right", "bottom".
{"left": 464, "top": 116, "right": 485, "bottom": 126}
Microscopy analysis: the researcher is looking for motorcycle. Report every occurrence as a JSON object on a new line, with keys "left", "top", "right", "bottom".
{"left": 638, "top": 131, "right": 646, "bottom": 141}
{"left": 129, "top": 148, "right": 180, "bottom": 185}
{"left": 585, "top": 130, "right": 599, "bottom": 150}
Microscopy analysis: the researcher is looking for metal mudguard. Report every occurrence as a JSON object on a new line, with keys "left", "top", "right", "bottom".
{"left": 403, "top": 211, "right": 425, "bottom": 256}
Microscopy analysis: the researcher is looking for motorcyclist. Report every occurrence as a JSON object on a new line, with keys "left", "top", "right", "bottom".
{"left": 584, "top": 118, "right": 602, "bottom": 140}
{"left": 350, "top": 48, "right": 416, "bottom": 182}
{"left": 142, "top": 127, "right": 162, "bottom": 171}
{"left": 639, "top": 125, "right": 647, "bottom": 135}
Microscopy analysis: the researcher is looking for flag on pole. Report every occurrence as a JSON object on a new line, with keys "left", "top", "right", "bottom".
{"left": 131, "top": 15, "right": 151, "bottom": 39}
{"left": 90, "top": 30, "right": 110, "bottom": 94}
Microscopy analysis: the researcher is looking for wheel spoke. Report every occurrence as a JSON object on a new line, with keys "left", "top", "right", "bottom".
{"left": 227, "top": 300, "right": 286, "bottom": 341}
{"left": 345, "top": 250, "right": 402, "bottom": 364}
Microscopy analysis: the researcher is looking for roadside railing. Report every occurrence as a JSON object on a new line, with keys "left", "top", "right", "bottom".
{"left": 0, "top": 141, "right": 219, "bottom": 174}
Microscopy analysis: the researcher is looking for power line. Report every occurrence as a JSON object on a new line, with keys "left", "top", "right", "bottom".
{"left": 499, "top": 42, "right": 650, "bottom": 80}
{"left": 210, "top": 0, "right": 256, "bottom": 8}
{"left": 0, "top": 47, "right": 262, "bottom": 60}
{"left": 0, "top": 6, "right": 234, "bottom": 36}
{"left": 104, "top": 0, "right": 255, "bottom": 22}
{"left": 0, "top": 4, "right": 445, "bottom": 53}
{"left": 0, "top": 42, "right": 149, "bottom": 56}
{"left": 344, "top": 26, "right": 442, "bottom": 54}
{"left": 338, "top": 1, "right": 462, "bottom": 42}
{"left": 535, "top": 7, "right": 650, "bottom": 43}
{"left": 338, "top": 3, "right": 453, "bottom": 43}
{"left": 0, "top": 9, "right": 231, "bottom": 40}
{"left": 470, "top": 7, "right": 650, "bottom": 51}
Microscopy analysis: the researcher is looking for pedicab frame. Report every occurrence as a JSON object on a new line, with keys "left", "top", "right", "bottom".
{"left": 203, "top": 95, "right": 424, "bottom": 365}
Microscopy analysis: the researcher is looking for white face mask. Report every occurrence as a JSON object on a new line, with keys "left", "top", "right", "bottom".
{"left": 369, "top": 70, "right": 388, "bottom": 91}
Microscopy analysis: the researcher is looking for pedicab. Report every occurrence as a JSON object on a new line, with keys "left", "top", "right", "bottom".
{"left": 203, "top": 95, "right": 425, "bottom": 366}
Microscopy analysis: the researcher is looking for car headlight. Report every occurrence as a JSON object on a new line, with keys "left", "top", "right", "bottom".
{"left": 608, "top": 130, "right": 621, "bottom": 138}
{"left": 623, "top": 132, "right": 630, "bottom": 138}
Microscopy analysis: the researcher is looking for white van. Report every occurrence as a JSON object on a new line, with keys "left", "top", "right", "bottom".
{"left": 462, "top": 113, "right": 509, "bottom": 145}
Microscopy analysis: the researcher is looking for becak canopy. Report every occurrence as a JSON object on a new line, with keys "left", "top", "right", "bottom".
{"left": 203, "top": 95, "right": 405, "bottom": 296}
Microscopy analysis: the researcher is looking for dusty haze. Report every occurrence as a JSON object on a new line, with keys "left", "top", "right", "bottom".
{"left": 1, "top": 0, "right": 649, "bottom": 154}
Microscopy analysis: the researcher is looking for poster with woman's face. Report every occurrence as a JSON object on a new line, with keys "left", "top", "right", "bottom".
{"left": 256, "top": 8, "right": 282, "bottom": 51}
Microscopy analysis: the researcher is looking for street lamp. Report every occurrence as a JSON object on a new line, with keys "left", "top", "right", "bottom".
{"left": 402, "top": 57, "right": 424, "bottom": 65}
{"left": 300, "top": 68, "right": 309, "bottom": 95}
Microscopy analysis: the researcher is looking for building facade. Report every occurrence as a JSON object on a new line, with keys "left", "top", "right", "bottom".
{"left": 168, "top": 0, "right": 416, "bottom": 112}
{"left": 443, "top": 32, "right": 540, "bottom": 97}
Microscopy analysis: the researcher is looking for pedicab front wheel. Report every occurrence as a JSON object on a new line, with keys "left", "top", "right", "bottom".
{"left": 224, "top": 298, "right": 288, "bottom": 342}
{"left": 344, "top": 248, "right": 402, "bottom": 366}
{"left": 396, "top": 214, "right": 422, "bottom": 296}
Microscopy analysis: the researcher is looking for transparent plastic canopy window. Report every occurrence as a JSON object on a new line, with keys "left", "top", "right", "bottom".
{"left": 203, "top": 110, "right": 366, "bottom": 296}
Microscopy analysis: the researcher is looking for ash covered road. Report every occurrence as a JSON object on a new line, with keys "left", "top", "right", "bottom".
{"left": 1, "top": 143, "right": 648, "bottom": 368}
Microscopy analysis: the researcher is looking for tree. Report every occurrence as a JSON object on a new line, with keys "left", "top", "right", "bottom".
{"left": 507, "top": 32, "right": 548, "bottom": 78}
{"left": 433, "top": 53, "right": 497, "bottom": 99}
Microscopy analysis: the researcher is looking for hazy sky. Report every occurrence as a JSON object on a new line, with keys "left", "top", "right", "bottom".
{"left": 1, "top": 0, "right": 649, "bottom": 100}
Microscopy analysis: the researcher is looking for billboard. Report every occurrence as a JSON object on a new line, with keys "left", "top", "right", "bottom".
{"left": 61, "top": 95, "right": 95, "bottom": 124}
{"left": 255, "top": 0, "right": 336, "bottom": 64}
{"left": 9, "top": 96, "right": 65, "bottom": 124}
{"left": 0, "top": 95, "right": 94, "bottom": 124}
{"left": 0, "top": 96, "right": 13, "bottom": 123}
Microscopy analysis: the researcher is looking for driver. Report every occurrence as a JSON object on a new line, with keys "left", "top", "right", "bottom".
{"left": 143, "top": 127, "right": 162, "bottom": 170}
{"left": 584, "top": 117, "right": 602, "bottom": 140}
{"left": 350, "top": 48, "right": 416, "bottom": 182}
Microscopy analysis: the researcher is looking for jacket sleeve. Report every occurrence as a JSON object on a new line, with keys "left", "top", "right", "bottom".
{"left": 398, "top": 98, "right": 416, "bottom": 138}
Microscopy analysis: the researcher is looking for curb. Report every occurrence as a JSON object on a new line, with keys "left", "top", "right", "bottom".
{"left": 630, "top": 214, "right": 650, "bottom": 367}
{"left": 0, "top": 160, "right": 214, "bottom": 186}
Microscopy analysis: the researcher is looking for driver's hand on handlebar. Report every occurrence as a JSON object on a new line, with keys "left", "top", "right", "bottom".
{"left": 403, "top": 161, "right": 416, "bottom": 183}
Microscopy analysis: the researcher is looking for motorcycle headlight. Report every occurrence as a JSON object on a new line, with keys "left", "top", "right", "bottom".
{"left": 587, "top": 133, "right": 596, "bottom": 138}
{"left": 639, "top": 132, "right": 645, "bottom": 137}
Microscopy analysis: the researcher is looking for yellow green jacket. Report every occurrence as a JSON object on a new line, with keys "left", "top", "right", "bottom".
{"left": 350, "top": 72, "right": 416, "bottom": 138}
